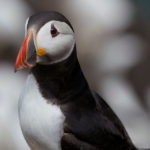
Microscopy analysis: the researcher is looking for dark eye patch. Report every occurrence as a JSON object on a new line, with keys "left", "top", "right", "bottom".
{"left": 50, "top": 24, "right": 59, "bottom": 37}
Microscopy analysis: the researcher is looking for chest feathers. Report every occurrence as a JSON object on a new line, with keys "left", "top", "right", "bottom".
{"left": 19, "top": 74, "right": 65, "bottom": 150}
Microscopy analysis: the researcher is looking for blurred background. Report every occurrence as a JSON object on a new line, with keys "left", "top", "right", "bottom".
{"left": 0, "top": 0, "right": 150, "bottom": 149}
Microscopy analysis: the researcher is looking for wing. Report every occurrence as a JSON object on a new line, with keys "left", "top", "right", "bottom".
{"left": 61, "top": 133, "right": 98, "bottom": 150}
{"left": 90, "top": 91, "right": 135, "bottom": 149}
{"left": 61, "top": 90, "right": 135, "bottom": 150}
{"left": 91, "top": 91, "right": 130, "bottom": 139}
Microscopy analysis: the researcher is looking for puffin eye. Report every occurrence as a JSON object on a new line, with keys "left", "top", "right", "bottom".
{"left": 50, "top": 24, "right": 59, "bottom": 37}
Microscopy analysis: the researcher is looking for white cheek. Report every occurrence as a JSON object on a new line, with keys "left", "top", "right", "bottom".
{"left": 36, "top": 21, "right": 75, "bottom": 64}
{"left": 50, "top": 34, "right": 75, "bottom": 56}
{"left": 37, "top": 32, "right": 74, "bottom": 53}
{"left": 37, "top": 28, "right": 52, "bottom": 50}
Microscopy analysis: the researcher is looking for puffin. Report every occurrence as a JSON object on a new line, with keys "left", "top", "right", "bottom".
{"left": 15, "top": 11, "right": 149, "bottom": 150}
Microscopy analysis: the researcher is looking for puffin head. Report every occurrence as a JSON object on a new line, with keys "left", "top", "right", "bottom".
{"left": 15, "top": 11, "right": 75, "bottom": 72}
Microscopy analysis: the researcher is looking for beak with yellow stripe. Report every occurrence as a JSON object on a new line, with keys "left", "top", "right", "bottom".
{"left": 15, "top": 29, "right": 46, "bottom": 72}
{"left": 15, "top": 11, "right": 75, "bottom": 72}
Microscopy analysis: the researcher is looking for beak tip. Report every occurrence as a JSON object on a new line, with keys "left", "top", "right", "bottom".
{"left": 14, "top": 63, "right": 22, "bottom": 72}
{"left": 14, "top": 66, "right": 18, "bottom": 73}
{"left": 15, "top": 31, "right": 37, "bottom": 71}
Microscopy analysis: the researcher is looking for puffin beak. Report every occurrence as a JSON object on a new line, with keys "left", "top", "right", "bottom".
{"left": 15, "top": 30, "right": 37, "bottom": 72}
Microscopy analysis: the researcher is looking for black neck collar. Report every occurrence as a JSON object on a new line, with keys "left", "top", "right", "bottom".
{"left": 31, "top": 49, "right": 89, "bottom": 105}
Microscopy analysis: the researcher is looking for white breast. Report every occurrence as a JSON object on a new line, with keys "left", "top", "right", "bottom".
{"left": 18, "top": 74, "right": 65, "bottom": 150}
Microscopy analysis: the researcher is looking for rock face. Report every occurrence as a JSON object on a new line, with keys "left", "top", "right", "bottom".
{"left": 0, "top": 64, "right": 30, "bottom": 150}
{"left": 0, "top": 0, "right": 150, "bottom": 149}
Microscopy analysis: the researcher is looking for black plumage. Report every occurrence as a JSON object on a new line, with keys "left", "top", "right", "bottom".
{"left": 18, "top": 11, "right": 150, "bottom": 150}
{"left": 27, "top": 11, "right": 73, "bottom": 33}
{"left": 32, "top": 46, "right": 137, "bottom": 150}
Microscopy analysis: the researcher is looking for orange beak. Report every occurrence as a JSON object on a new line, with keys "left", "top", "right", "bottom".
{"left": 15, "top": 31, "right": 37, "bottom": 72}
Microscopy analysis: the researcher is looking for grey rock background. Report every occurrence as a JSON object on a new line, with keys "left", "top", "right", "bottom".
{"left": 0, "top": 0, "right": 150, "bottom": 149}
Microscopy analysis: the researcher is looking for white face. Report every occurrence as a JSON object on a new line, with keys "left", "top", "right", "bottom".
{"left": 36, "top": 20, "right": 75, "bottom": 64}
